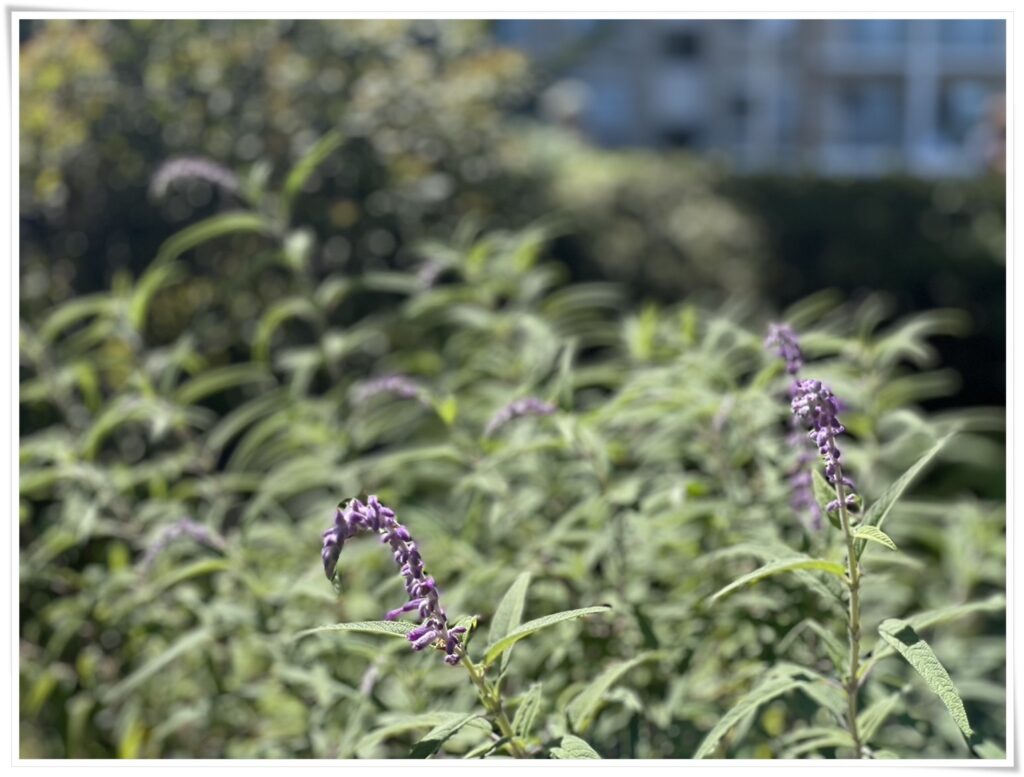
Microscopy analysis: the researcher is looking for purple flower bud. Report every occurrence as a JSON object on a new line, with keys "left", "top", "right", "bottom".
{"left": 485, "top": 397, "right": 556, "bottom": 437}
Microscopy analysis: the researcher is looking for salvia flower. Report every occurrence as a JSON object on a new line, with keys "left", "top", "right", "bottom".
{"left": 765, "top": 323, "right": 804, "bottom": 375}
{"left": 150, "top": 157, "right": 241, "bottom": 199}
{"left": 321, "top": 496, "right": 465, "bottom": 665}
{"left": 352, "top": 374, "right": 426, "bottom": 405}
{"left": 484, "top": 397, "right": 556, "bottom": 437}
{"left": 141, "top": 518, "right": 226, "bottom": 570}
{"left": 790, "top": 379, "right": 859, "bottom": 508}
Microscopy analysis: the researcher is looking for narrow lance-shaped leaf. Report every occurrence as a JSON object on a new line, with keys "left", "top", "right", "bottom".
{"left": 857, "top": 433, "right": 953, "bottom": 555}
{"left": 486, "top": 571, "right": 531, "bottom": 671}
{"left": 483, "top": 606, "right": 611, "bottom": 667}
{"left": 876, "top": 618, "right": 973, "bottom": 739}
{"left": 860, "top": 595, "right": 1005, "bottom": 677}
{"left": 104, "top": 628, "right": 212, "bottom": 703}
{"left": 283, "top": 130, "right": 344, "bottom": 213}
{"left": 709, "top": 558, "right": 846, "bottom": 604}
{"left": 512, "top": 683, "right": 544, "bottom": 739}
{"left": 293, "top": 621, "right": 416, "bottom": 642}
{"left": 566, "top": 651, "right": 663, "bottom": 734}
{"left": 694, "top": 667, "right": 816, "bottom": 758}
{"left": 408, "top": 713, "right": 482, "bottom": 759}
{"left": 154, "top": 211, "right": 274, "bottom": 266}
{"left": 852, "top": 525, "right": 898, "bottom": 551}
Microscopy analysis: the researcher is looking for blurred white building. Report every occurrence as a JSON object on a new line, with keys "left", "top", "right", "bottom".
{"left": 495, "top": 19, "right": 1006, "bottom": 176}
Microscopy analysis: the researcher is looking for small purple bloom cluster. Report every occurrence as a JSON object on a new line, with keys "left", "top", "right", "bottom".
{"left": 352, "top": 374, "right": 426, "bottom": 405}
{"left": 485, "top": 397, "right": 556, "bottom": 437}
{"left": 790, "top": 378, "right": 859, "bottom": 514}
{"left": 150, "top": 157, "right": 241, "bottom": 199}
{"left": 141, "top": 518, "right": 226, "bottom": 569}
{"left": 321, "top": 496, "right": 465, "bottom": 665}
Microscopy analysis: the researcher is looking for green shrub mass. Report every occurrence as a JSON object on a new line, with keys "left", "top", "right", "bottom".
{"left": 20, "top": 20, "right": 1004, "bottom": 759}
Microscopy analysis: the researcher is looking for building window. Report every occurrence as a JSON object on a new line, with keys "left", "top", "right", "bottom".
{"left": 663, "top": 30, "right": 702, "bottom": 60}
{"left": 660, "top": 125, "right": 701, "bottom": 147}
{"left": 938, "top": 20, "right": 1003, "bottom": 47}
{"left": 834, "top": 80, "right": 903, "bottom": 145}
{"left": 839, "top": 20, "right": 908, "bottom": 46}
{"left": 938, "top": 79, "right": 996, "bottom": 144}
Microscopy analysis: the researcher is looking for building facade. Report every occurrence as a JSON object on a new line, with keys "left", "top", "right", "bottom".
{"left": 495, "top": 19, "right": 1006, "bottom": 176}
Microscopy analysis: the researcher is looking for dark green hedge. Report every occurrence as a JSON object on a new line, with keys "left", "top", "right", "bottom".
{"left": 727, "top": 175, "right": 1005, "bottom": 408}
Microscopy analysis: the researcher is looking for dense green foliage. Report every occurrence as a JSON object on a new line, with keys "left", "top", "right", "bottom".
{"left": 19, "top": 19, "right": 1005, "bottom": 760}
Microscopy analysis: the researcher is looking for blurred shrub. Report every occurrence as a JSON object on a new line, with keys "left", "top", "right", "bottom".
{"left": 20, "top": 18, "right": 761, "bottom": 327}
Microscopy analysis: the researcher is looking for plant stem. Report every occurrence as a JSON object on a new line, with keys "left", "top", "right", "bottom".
{"left": 461, "top": 653, "right": 527, "bottom": 759}
{"left": 833, "top": 463, "right": 864, "bottom": 759}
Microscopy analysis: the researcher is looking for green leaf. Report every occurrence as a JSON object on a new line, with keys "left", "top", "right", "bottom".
{"left": 283, "top": 130, "right": 344, "bottom": 213}
{"left": 694, "top": 666, "right": 821, "bottom": 758}
{"left": 104, "top": 628, "right": 212, "bottom": 703}
{"left": 709, "top": 558, "right": 846, "bottom": 603}
{"left": 252, "top": 297, "right": 321, "bottom": 363}
{"left": 861, "top": 434, "right": 953, "bottom": 538}
{"left": 860, "top": 595, "right": 1005, "bottom": 677}
{"left": 486, "top": 571, "right": 531, "bottom": 671}
{"left": 174, "top": 364, "right": 274, "bottom": 405}
{"left": 852, "top": 525, "right": 897, "bottom": 551}
{"left": 293, "top": 621, "right": 416, "bottom": 642}
{"left": 483, "top": 606, "right": 610, "bottom": 667}
{"left": 154, "top": 211, "right": 273, "bottom": 266}
{"left": 408, "top": 713, "right": 482, "bottom": 758}
{"left": 566, "top": 651, "right": 662, "bottom": 734}
{"left": 877, "top": 618, "right": 973, "bottom": 738}
{"left": 550, "top": 734, "right": 601, "bottom": 759}
{"left": 512, "top": 683, "right": 543, "bottom": 739}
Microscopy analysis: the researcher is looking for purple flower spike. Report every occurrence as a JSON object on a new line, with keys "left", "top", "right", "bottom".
{"left": 765, "top": 323, "right": 804, "bottom": 375}
{"left": 150, "top": 157, "right": 240, "bottom": 199}
{"left": 485, "top": 397, "right": 556, "bottom": 436}
{"left": 791, "top": 379, "right": 859, "bottom": 507}
{"left": 320, "top": 496, "right": 464, "bottom": 665}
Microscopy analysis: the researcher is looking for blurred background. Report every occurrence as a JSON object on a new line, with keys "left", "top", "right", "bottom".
{"left": 20, "top": 19, "right": 1005, "bottom": 410}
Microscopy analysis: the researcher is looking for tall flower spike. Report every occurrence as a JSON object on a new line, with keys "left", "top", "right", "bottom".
{"left": 790, "top": 379, "right": 859, "bottom": 509}
{"left": 765, "top": 323, "right": 804, "bottom": 375}
{"left": 321, "top": 496, "right": 465, "bottom": 665}
{"left": 485, "top": 397, "right": 556, "bottom": 437}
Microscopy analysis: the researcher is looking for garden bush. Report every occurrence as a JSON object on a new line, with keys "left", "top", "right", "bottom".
{"left": 19, "top": 141, "right": 1005, "bottom": 758}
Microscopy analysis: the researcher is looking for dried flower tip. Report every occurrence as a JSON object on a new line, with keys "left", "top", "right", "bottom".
{"left": 150, "top": 157, "right": 241, "bottom": 199}
{"left": 485, "top": 397, "right": 556, "bottom": 436}
{"left": 765, "top": 323, "right": 804, "bottom": 375}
